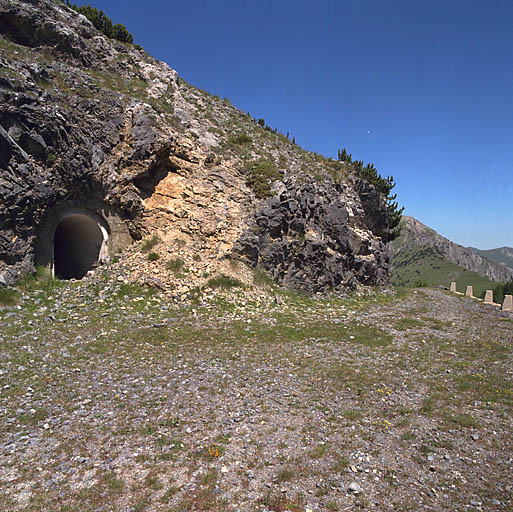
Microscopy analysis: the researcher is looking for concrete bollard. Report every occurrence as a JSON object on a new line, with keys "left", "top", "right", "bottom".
{"left": 450, "top": 281, "right": 457, "bottom": 293}
{"left": 502, "top": 295, "right": 513, "bottom": 311}
{"left": 484, "top": 290, "right": 493, "bottom": 304}
{"left": 465, "top": 285, "right": 473, "bottom": 298}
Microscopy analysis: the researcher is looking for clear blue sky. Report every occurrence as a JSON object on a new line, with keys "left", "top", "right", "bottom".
{"left": 79, "top": 0, "right": 513, "bottom": 249}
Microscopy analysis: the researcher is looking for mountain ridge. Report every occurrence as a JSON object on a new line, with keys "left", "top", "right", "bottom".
{"left": 470, "top": 246, "right": 513, "bottom": 272}
{"left": 390, "top": 216, "right": 513, "bottom": 283}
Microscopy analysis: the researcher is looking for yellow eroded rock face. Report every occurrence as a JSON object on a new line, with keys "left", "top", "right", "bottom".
{"left": 144, "top": 173, "right": 185, "bottom": 210}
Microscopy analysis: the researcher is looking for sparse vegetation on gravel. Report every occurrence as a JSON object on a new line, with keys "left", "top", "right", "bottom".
{"left": 0, "top": 272, "right": 511, "bottom": 511}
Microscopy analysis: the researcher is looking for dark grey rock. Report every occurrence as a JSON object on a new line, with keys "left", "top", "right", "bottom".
{"left": 130, "top": 106, "right": 155, "bottom": 159}
{"left": 235, "top": 177, "right": 389, "bottom": 293}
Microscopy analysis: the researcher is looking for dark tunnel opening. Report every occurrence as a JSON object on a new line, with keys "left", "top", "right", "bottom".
{"left": 53, "top": 214, "right": 105, "bottom": 279}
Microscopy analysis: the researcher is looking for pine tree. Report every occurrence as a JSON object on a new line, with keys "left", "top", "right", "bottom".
{"left": 68, "top": 3, "right": 134, "bottom": 44}
{"left": 337, "top": 147, "right": 404, "bottom": 240}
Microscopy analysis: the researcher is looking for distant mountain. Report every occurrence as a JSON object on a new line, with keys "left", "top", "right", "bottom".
{"left": 390, "top": 245, "right": 499, "bottom": 297}
{"left": 470, "top": 247, "right": 513, "bottom": 272}
{"left": 390, "top": 216, "right": 513, "bottom": 284}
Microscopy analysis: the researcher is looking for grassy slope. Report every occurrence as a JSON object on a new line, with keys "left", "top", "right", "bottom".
{"left": 391, "top": 245, "right": 499, "bottom": 297}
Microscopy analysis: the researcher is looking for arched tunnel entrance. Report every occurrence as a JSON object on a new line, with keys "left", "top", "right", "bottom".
{"left": 53, "top": 214, "right": 108, "bottom": 279}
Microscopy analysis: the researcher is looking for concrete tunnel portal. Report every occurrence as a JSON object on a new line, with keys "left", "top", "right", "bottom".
{"left": 35, "top": 202, "right": 132, "bottom": 280}
{"left": 53, "top": 213, "right": 109, "bottom": 280}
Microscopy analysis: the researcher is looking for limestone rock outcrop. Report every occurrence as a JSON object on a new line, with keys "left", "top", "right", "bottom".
{"left": 0, "top": 0, "right": 392, "bottom": 292}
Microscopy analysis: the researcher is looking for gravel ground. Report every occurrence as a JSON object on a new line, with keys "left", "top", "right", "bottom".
{"left": 0, "top": 275, "right": 512, "bottom": 512}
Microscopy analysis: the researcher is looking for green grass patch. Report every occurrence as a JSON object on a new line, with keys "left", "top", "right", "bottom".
{"left": 259, "top": 491, "right": 304, "bottom": 511}
{"left": 420, "top": 396, "right": 435, "bottom": 416}
{"left": 394, "top": 317, "right": 424, "bottom": 330}
{"left": 252, "top": 267, "right": 275, "bottom": 287}
{"left": 16, "top": 408, "right": 48, "bottom": 425}
{"left": 401, "top": 431, "right": 416, "bottom": 441}
{"left": 102, "top": 471, "right": 125, "bottom": 493}
{"left": 160, "top": 485, "right": 179, "bottom": 503}
{"left": 166, "top": 257, "right": 186, "bottom": 273}
{"left": 346, "top": 322, "right": 393, "bottom": 347}
{"left": 454, "top": 371, "right": 512, "bottom": 404}
{"left": 227, "top": 133, "right": 252, "bottom": 145}
{"left": 18, "top": 266, "right": 64, "bottom": 295}
{"left": 88, "top": 68, "right": 147, "bottom": 99}
{"left": 114, "top": 283, "right": 156, "bottom": 300}
{"left": 444, "top": 412, "right": 479, "bottom": 429}
{"left": 343, "top": 409, "right": 362, "bottom": 420}
{"left": 0, "top": 287, "right": 18, "bottom": 306}
{"left": 331, "top": 454, "right": 350, "bottom": 472}
{"left": 310, "top": 443, "right": 328, "bottom": 458}
{"left": 276, "top": 466, "right": 294, "bottom": 483}
{"left": 421, "top": 316, "right": 452, "bottom": 330}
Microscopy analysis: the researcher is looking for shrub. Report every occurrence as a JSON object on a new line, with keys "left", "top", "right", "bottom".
{"left": 46, "top": 153, "right": 56, "bottom": 166}
{"left": 229, "top": 133, "right": 252, "bottom": 145}
{"left": 140, "top": 235, "right": 160, "bottom": 253}
{"left": 252, "top": 268, "right": 274, "bottom": 287}
{"left": 207, "top": 274, "right": 245, "bottom": 290}
{"left": 166, "top": 258, "right": 184, "bottom": 274}
{"left": 338, "top": 147, "right": 404, "bottom": 241}
{"left": 147, "top": 252, "right": 159, "bottom": 262}
{"left": 19, "top": 266, "right": 63, "bottom": 294}
{"left": 493, "top": 281, "right": 513, "bottom": 305}
{"left": 66, "top": 2, "right": 134, "bottom": 44}
{"left": 276, "top": 467, "right": 294, "bottom": 483}
{"left": 246, "top": 159, "right": 282, "bottom": 199}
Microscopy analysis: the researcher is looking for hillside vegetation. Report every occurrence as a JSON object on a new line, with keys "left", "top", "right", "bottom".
{"left": 64, "top": 1, "right": 134, "bottom": 43}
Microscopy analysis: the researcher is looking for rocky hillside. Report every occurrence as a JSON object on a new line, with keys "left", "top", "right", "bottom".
{"left": 0, "top": 0, "right": 392, "bottom": 293}
{"left": 390, "top": 216, "right": 513, "bottom": 283}
{"left": 471, "top": 246, "right": 513, "bottom": 273}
